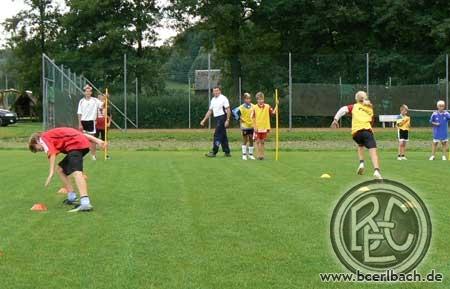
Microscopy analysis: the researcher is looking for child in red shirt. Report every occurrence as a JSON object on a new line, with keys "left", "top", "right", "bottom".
{"left": 95, "top": 94, "right": 112, "bottom": 141}
{"left": 28, "top": 127, "right": 106, "bottom": 212}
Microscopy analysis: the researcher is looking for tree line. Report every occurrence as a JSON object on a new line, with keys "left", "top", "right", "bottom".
{"left": 2, "top": 0, "right": 450, "bottom": 106}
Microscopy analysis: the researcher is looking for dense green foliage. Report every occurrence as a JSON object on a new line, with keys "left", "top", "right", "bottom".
{"left": 2, "top": 1, "right": 450, "bottom": 127}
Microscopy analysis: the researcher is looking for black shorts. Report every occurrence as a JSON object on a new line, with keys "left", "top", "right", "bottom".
{"left": 352, "top": 129, "right": 377, "bottom": 149}
{"left": 81, "top": 120, "right": 96, "bottom": 134}
{"left": 58, "top": 148, "right": 90, "bottom": 176}
{"left": 242, "top": 129, "right": 254, "bottom": 136}
{"left": 95, "top": 129, "right": 106, "bottom": 141}
{"left": 398, "top": 129, "right": 409, "bottom": 141}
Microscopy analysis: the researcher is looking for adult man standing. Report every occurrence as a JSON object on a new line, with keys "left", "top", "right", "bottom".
{"left": 77, "top": 85, "right": 102, "bottom": 160}
{"left": 200, "top": 86, "right": 232, "bottom": 157}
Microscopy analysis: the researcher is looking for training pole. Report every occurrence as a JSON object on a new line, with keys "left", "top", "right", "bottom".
{"left": 275, "top": 89, "right": 279, "bottom": 161}
{"left": 104, "top": 88, "right": 109, "bottom": 160}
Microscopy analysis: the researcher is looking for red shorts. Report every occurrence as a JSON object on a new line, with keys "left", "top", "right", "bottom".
{"left": 254, "top": 132, "right": 268, "bottom": 141}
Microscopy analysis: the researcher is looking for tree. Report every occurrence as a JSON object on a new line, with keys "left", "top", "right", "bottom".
{"left": 168, "top": 0, "right": 263, "bottom": 97}
{"left": 3, "top": 0, "right": 61, "bottom": 100}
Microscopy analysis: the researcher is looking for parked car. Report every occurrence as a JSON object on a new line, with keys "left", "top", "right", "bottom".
{"left": 0, "top": 108, "right": 18, "bottom": 126}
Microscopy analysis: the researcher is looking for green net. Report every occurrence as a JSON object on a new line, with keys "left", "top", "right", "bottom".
{"left": 292, "top": 83, "right": 445, "bottom": 121}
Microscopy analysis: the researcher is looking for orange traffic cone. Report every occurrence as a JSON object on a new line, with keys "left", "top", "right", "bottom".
{"left": 31, "top": 203, "right": 48, "bottom": 211}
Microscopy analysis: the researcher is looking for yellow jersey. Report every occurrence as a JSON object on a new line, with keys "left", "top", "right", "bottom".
{"left": 350, "top": 102, "right": 374, "bottom": 135}
{"left": 253, "top": 103, "right": 272, "bottom": 131}
{"left": 239, "top": 103, "right": 254, "bottom": 129}
{"left": 396, "top": 115, "right": 410, "bottom": 131}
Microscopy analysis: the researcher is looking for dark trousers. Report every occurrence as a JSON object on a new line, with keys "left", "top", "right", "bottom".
{"left": 212, "top": 115, "right": 230, "bottom": 154}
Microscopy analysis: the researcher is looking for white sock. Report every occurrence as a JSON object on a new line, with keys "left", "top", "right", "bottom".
{"left": 249, "top": 147, "right": 254, "bottom": 155}
{"left": 68, "top": 191, "right": 77, "bottom": 202}
{"left": 242, "top": 145, "right": 247, "bottom": 155}
{"left": 80, "top": 196, "right": 90, "bottom": 206}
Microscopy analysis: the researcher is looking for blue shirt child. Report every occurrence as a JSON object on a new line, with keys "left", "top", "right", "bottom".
{"left": 430, "top": 111, "right": 450, "bottom": 141}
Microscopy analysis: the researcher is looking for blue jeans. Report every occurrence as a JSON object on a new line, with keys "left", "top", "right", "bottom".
{"left": 212, "top": 115, "right": 230, "bottom": 154}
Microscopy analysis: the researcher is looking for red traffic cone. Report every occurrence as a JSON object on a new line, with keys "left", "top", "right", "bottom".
{"left": 31, "top": 203, "right": 48, "bottom": 211}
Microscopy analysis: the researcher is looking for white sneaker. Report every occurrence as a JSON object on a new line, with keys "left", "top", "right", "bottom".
{"left": 401, "top": 157, "right": 408, "bottom": 160}
{"left": 443, "top": 156, "right": 447, "bottom": 161}
{"left": 357, "top": 163, "right": 365, "bottom": 175}
{"left": 92, "top": 155, "right": 97, "bottom": 161}
{"left": 397, "top": 157, "right": 402, "bottom": 161}
{"left": 373, "top": 170, "right": 383, "bottom": 180}
{"left": 68, "top": 204, "right": 93, "bottom": 212}
{"left": 429, "top": 156, "right": 435, "bottom": 161}
{"left": 242, "top": 155, "right": 248, "bottom": 160}
{"left": 248, "top": 155, "right": 256, "bottom": 160}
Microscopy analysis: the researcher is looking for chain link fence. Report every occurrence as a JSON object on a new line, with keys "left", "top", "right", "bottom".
{"left": 42, "top": 52, "right": 450, "bottom": 129}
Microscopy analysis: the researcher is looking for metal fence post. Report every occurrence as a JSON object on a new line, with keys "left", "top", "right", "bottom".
{"left": 60, "top": 65, "right": 64, "bottom": 91}
{"left": 446, "top": 54, "right": 449, "bottom": 109}
{"left": 238, "top": 76, "right": 242, "bottom": 104}
{"left": 135, "top": 77, "right": 139, "bottom": 128}
{"left": 188, "top": 77, "right": 191, "bottom": 129}
{"left": 42, "top": 54, "right": 46, "bottom": 130}
{"left": 437, "top": 78, "right": 440, "bottom": 101}
{"left": 366, "top": 53, "right": 370, "bottom": 96}
{"left": 339, "top": 76, "right": 342, "bottom": 127}
{"left": 289, "top": 52, "right": 292, "bottom": 131}
{"left": 208, "top": 53, "right": 211, "bottom": 129}
{"left": 68, "top": 69, "right": 71, "bottom": 95}
{"left": 124, "top": 53, "right": 127, "bottom": 132}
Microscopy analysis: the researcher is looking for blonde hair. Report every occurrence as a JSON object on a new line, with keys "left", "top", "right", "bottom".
{"left": 255, "top": 92, "right": 265, "bottom": 99}
{"left": 400, "top": 104, "right": 408, "bottom": 111}
{"left": 243, "top": 92, "right": 251, "bottom": 99}
{"left": 355, "top": 91, "right": 368, "bottom": 101}
{"left": 28, "top": 132, "right": 42, "bottom": 153}
{"left": 437, "top": 100, "right": 445, "bottom": 107}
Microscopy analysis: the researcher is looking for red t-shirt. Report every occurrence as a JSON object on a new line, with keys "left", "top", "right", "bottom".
{"left": 40, "top": 127, "right": 90, "bottom": 156}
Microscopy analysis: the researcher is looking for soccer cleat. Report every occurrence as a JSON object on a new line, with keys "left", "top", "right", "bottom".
{"left": 397, "top": 157, "right": 402, "bottom": 161}
{"left": 242, "top": 155, "right": 247, "bottom": 160}
{"left": 205, "top": 152, "right": 216, "bottom": 158}
{"left": 401, "top": 156, "right": 408, "bottom": 160}
{"left": 356, "top": 163, "right": 365, "bottom": 175}
{"left": 68, "top": 204, "right": 93, "bottom": 212}
{"left": 62, "top": 198, "right": 79, "bottom": 206}
{"left": 429, "top": 155, "right": 435, "bottom": 161}
{"left": 373, "top": 170, "right": 383, "bottom": 180}
{"left": 443, "top": 156, "right": 447, "bottom": 161}
{"left": 224, "top": 153, "right": 232, "bottom": 157}
{"left": 248, "top": 155, "right": 256, "bottom": 160}
{"left": 92, "top": 155, "right": 97, "bottom": 161}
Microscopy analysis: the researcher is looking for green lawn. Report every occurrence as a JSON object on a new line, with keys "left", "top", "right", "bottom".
{"left": 1, "top": 124, "right": 449, "bottom": 288}
{"left": 0, "top": 147, "right": 449, "bottom": 288}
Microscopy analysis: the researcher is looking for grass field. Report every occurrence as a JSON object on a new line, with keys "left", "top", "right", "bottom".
{"left": 1, "top": 123, "right": 449, "bottom": 289}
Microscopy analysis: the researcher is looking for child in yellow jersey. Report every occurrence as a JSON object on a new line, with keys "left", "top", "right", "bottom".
{"left": 331, "top": 91, "right": 382, "bottom": 179}
{"left": 238, "top": 93, "right": 255, "bottom": 160}
{"left": 251, "top": 92, "right": 278, "bottom": 160}
{"left": 396, "top": 104, "right": 411, "bottom": 160}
